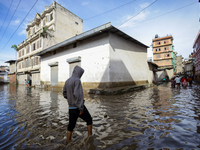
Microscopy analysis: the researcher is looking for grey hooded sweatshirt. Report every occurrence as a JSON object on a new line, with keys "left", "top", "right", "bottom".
{"left": 63, "top": 66, "right": 85, "bottom": 112}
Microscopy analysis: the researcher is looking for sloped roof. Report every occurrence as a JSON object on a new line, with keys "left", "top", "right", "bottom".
{"left": 34, "top": 22, "right": 149, "bottom": 56}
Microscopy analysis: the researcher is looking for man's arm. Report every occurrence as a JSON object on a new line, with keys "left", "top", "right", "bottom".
{"left": 74, "top": 79, "right": 84, "bottom": 113}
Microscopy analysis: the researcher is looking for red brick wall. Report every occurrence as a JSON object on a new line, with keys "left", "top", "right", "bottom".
{"left": 9, "top": 74, "right": 16, "bottom": 84}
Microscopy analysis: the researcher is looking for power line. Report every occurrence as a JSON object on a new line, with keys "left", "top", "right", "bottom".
{"left": 0, "top": 0, "right": 39, "bottom": 54}
{"left": 83, "top": 0, "right": 139, "bottom": 21}
{"left": 132, "top": 1, "right": 197, "bottom": 26}
{"left": 0, "top": 0, "right": 21, "bottom": 43}
{"left": 118, "top": 0, "right": 158, "bottom": 28}
{"left": 0, "top": 0, "right": 14, "bottom": 34}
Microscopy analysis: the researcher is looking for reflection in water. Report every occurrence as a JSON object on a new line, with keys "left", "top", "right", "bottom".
{"left": 0, "top": 83, "right": 200, "bottom": 149}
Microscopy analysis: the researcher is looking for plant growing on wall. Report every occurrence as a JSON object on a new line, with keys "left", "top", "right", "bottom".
{"left": 11, "top": 44, "right": 18, "bottom": 51}
{"left": 40, "top": 26, "right": 49, "bottom": 38}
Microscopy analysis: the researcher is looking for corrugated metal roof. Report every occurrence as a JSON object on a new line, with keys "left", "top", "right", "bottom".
{"left": 34, "top": 22, "right": 149, "bottom": 56}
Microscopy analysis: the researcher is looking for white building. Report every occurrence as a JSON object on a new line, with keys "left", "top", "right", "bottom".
{"left": 0, "top": 68, "right": 8, "bottom": 83}
{"left": 16, "top": 1, "right": 83, "bottom": 86}
{"left": 34, "top": 23, "right": 155, "bottom": 89}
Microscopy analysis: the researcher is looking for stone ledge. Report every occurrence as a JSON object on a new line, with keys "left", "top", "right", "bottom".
{"left": 88, "top": 84, "right": 154, "bottom": 95}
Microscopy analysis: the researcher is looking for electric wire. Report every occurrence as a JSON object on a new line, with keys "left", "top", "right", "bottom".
{"left": 0, "top": 0, "right": 198, "bottom": 58}
{"left": 83, "top": 0, "right": 139, "bottom": 21}
{"left": 0, "top": 0, "right": 14, "bottom": 34}
{"left": 0, "top": 0, "right": 21, "bottom": 43}
{"left": 0, "top": 0, "right": 39, "bottom": 54}
{"left": 118, "top": 0, "right": 158, "bottom": 28}
{"left": 130, "top": 1, "right": 197, "bottom": 26}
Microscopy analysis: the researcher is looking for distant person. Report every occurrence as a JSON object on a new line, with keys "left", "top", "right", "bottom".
{"left": 171, "top": 77, "right": 176, "bottom": 88}
{"left": 188, "top": 76, "right": 193, "bottom": 86}
{"left": 166, "top": 75, "right": 169, "bottom": 82}
{"left": 28, "top": 79, "right": 32, "bottom": 87}
{"left": 175, "top": 76, "right": 181, "bottom": 89}
{"left": 25, "top": 79, "right": 28, "bottom": 87}
{"left": 63, "top": 66, "right": 92, "bottom": 144}
{"left": 181, "top": 76, "right": 187, "bottom": 88}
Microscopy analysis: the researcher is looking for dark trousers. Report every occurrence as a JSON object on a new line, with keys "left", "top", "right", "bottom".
{"left": 68, "top": 105, "right": 92, "bottom": 131}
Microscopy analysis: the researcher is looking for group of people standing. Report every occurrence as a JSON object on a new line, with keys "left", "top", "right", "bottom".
{"left": 171, "top": 75, "right": 193, "bottom": 89}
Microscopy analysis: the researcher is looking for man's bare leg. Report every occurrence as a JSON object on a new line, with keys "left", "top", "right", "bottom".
{"left": 87, "top": 124, "right": 92, "bottom": 136}
{"left": 67, "top": 131, "right": 72, "bottom": 143}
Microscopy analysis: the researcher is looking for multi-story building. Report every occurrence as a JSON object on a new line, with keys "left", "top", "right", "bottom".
{"left": 153, "top": 35, "right": 176, "bottom": 72}
{"left": 183, "top": 57, "right": 194, "bottom": 77}
{"left": 193, "top": 30, "right": 200, "bottom": 81}
{"left": 16, "top": 1, "right": 83, "bottom": 86}
{"left": 175, "top": 55, "right": 183, "bottom": 75}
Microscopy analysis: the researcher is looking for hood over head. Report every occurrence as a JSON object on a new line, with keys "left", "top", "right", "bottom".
{"left": 72, "top": 65, "right": 84, "bottom": 78}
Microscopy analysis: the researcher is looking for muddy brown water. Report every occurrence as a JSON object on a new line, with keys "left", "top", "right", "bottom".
{"left": 0, "top": 83, "right": 200, "bottom": 150}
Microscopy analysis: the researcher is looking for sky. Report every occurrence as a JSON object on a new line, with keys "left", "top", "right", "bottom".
{"left": 0, "top": 0, "right": 199, "bottom": 66}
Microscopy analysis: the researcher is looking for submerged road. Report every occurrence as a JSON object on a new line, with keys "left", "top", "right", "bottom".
{"left": 0, "top": 83, "right": 200, "bottom": 149}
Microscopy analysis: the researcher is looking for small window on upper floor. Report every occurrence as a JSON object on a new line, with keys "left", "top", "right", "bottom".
{"left": 50, "top": 13, "right": 53, "bottom": 21}
{"left": 156, "top": 42, "right": 160, "bottom": 45}
{"left": 75, "top": 22, "right": 78, "bottom": 25}
{"left": 32, "top": 43, "right": 36, "bottom": 51}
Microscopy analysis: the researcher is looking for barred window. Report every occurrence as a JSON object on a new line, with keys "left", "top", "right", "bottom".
{"left": 50, "top": 13, "right": 53, "bottom": 21}
{"left": 32, "top": 43, "right": 36, "bottom": 51}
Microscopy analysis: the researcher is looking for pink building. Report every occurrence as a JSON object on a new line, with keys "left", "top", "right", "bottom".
{"left": 193, "top": 30, "right": 200, "bottom": 81}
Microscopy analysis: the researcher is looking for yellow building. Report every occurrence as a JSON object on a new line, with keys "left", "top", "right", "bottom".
{"left": 153, "top": 35, "right": 175, "bottom": 70}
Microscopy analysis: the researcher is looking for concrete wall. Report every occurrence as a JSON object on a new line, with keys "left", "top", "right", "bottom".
{"left": 17, "top": 74, "right": 27, "bottom": 85}
{"left": 40, "top": 32, "right": 150, "bottom": 88}
{"left": 40, "top": 34, "right": 110, "bottom": 88}
{"left": 109, "top": 33, "right": 148, "bottom": 86}
{"left": 156, "top": 68, "right": 174, "bottom": 81}
{"left": 55, "top": 3, "right": 83, "bottom": 43}
{"left": 32, "top": 73, "right": 41, "bottom": 86}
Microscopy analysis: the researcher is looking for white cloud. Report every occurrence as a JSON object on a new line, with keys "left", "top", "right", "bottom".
{"left": 19, "top": 30, "right": 26, "bottom": 36}
{"left": 18, "top": 23, "right": 28, "bottom": 36}
{"left": 119, "top": 11, "right": 149, "bottom": 28}
{"left": 82, "top": 1, "right": 89, "bottom": 6}
{"left": 140, "top": 3, "right": 149, "bottom": 9}
{"left": 11, "top": 19, "right": 20, "bottom": 25}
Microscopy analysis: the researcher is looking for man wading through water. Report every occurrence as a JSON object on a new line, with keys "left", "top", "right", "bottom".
{"left": 63, "top": 65, "right": 93, "bottom": 144}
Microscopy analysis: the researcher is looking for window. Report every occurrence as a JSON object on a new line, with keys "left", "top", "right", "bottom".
{"left": 73, "top": 43, "right": 77, "bottom": 48}
{"left": 156, "top": 42, "right": 160, "bottom": 45}
{"left": 163, "top": 40, "right": 168, "bottom": 44}
{"left": 50, "top": 13, "right": 53, "bottom": 21}
{"left": 164, "top": 47, "right": 169, "bottom": 50}
{"left": 32, "top": 43, "right": 36, "bottom": 51}
{"left": 75, "top": 22, "right": 78, "bottom": 25}
{"left": 164, "top": 54, "right": 170, "bottom": 57}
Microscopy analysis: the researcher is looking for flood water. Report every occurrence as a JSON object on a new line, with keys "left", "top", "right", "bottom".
{"left": 0, "top": 83, "right": 200, "bottom": 150}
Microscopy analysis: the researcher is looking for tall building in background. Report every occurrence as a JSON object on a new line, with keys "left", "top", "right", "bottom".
{"left": 193, "top": 30, "right": 200, "bottom": 81}
{"left": 16, "top": 1, "right": 83, "bottom": 86}
{"left": 153, "top": 35, "right": 175, "bottom": 72}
